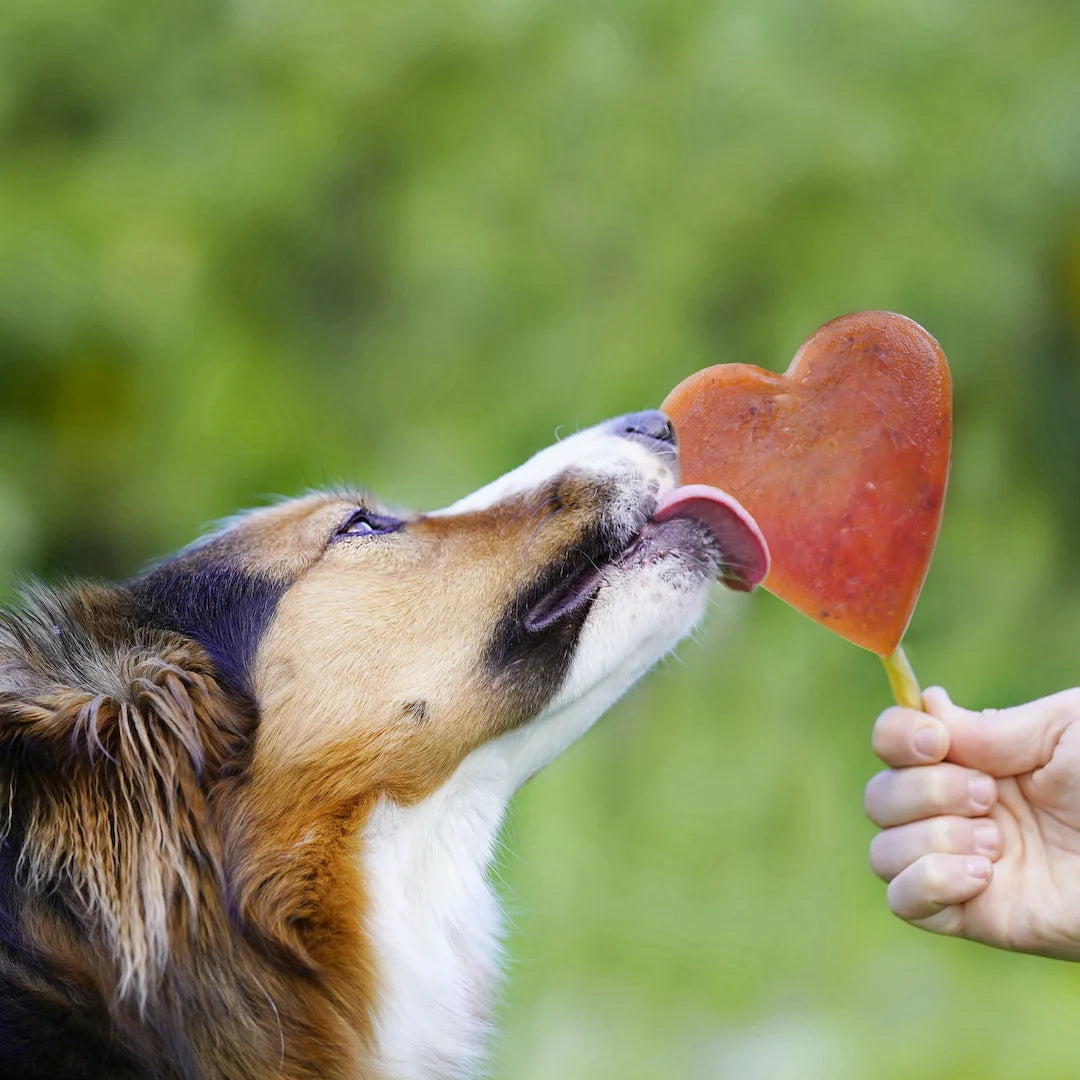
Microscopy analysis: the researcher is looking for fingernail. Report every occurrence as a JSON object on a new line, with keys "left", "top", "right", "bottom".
{"left": 913, "top": 725, "right": 942, "bottom": 759}
{"left": 969, "top": 775, "right": 995, "bottom": 810}
{"left": 974, "top": 821, "right": 999, "bottom": 855}
{"left": 966, "top": 856, "right": 992, "bottom": 881}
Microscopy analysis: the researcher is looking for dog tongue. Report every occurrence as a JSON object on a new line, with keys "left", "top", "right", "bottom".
{"left": 654, "top": 485, "right": 770, "bottom": 592}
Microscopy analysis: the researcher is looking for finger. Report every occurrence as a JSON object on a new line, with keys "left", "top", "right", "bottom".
{"left": 924, "top": 685, "right": 1080, "bottom": 777}
{"left": 869, "top": 816, "right": 1001, "bottom": 881}
{"left": 872, "top": 706, "right": 949, "bottom": 767}
{"left": 887, "top": 852, "right": 992, "bottom": 921}
{"left": 864, "top": 764, "right": 997, "bottom": 828}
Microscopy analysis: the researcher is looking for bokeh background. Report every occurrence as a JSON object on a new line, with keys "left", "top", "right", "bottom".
{"left": 4, "top": 1, "right": 1080, "bottom": 1076}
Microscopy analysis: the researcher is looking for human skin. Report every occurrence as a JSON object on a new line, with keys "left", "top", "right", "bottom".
{"left": 865, "top": 686, "right": 1080, "bottom": 959}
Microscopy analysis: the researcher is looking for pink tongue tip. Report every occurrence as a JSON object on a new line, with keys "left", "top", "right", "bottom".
{"left": 653, "top": 484, "right": 771, "bottom": 592}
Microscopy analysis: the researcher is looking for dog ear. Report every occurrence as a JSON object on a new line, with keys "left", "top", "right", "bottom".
{"left": 0, "top": 585, "right": 254, "bottom": 1007}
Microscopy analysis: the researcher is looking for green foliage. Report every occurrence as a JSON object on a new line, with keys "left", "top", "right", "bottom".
{"left": 3, "top": 1, "right": 1080, "bottom": 1076}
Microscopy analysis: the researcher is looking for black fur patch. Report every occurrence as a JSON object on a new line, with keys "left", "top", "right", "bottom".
{"left": 485, "top": 521, "right": 616, "bottom": 721}
{"left": 128, "top": 550, "right": 287, "bottom": 702}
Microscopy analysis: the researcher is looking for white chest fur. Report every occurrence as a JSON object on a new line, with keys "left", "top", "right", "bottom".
{"left": 361, "top": 762, "right": 510, "bottom": 1080}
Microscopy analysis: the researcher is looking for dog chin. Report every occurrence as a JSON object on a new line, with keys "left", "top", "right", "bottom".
{"left": 557, "top": 534, "right": 713, "bottom": 711}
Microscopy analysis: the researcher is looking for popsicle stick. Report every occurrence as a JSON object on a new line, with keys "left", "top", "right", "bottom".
{"left": 881, "top": 644, "right": 922, "bottom": 710}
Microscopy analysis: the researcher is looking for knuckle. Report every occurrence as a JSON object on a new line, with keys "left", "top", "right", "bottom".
{"left": 918, "top": 854, "right": 949, "bottom": 898}
{"left": 1056, "top": 686, "right": 1080, "bottom": 708}
{"left": 885, "top": 875, "right": 914, "bottom": 919}
{"left": 929, "top": 816, "right": 961, "bottom": 852}
{"left": 925, "top": 769, "right": 949, "bottom": 814}
{"left": 868, "top": 832, "right": 892, "bottom": 878}
{"left": 863, "top": 771, "right": 892, "bottom": 823}
{"left": 1052, "top": 688, "right": 1080, "bottom": 722}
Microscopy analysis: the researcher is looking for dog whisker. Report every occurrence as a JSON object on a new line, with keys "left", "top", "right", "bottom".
{"left": 521, "top": 504, "right": 564, "bottom": 561}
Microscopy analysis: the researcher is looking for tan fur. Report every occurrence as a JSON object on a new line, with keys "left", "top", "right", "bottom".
{"left": 213, "top": 493, "right": 358, "bottom": 578}
{"left": 253, "top": 478, "right": 605, "bottom": 790}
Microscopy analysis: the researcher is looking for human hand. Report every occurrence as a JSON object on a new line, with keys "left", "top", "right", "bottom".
{"left": 865, "top": 686, "right": 1080, "bottom": 959}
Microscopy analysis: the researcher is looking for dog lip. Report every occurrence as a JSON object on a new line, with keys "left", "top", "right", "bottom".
{"left": 520, "top": 564, "right": 603, "bottom": 633}
{"left": 519, "top": 519, "right": 634, "bottom": 635}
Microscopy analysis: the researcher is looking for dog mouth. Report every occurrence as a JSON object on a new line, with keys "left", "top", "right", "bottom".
{"left": 651, "top": 485, "right": 770, "bottom": 591}
{"left": 521, "top": 485, "right": 770, "bottom": 634}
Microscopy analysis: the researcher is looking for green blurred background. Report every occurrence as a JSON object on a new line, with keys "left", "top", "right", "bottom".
{"left": 4, "top": 1, "right": 1080, "bottom": 1076}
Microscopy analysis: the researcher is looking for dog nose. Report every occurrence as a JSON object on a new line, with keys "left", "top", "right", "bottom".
{"left": 607, "top": 410, "right": 678, "bottom": 449}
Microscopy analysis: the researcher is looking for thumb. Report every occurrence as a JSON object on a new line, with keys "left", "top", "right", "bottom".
{"left": 923, "top": 685, "right": 1080, "bottom": 778}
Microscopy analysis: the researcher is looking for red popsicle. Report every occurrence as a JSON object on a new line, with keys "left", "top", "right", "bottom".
{"left": 662, "top": 311, "right": 952, "bottom": 704}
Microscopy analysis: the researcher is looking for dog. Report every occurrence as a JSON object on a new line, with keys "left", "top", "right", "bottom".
{"left": 0, "top": 410, "right": 767, "bottom": 1079}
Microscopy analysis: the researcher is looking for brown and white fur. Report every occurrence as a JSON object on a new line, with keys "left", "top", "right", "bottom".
{"left": 0, "top": 412, "right": 747, "bottom": 1079}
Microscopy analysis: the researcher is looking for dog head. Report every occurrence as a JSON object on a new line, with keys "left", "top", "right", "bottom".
{"left": 127, "top": 410, "right": 765, "bottom": 803}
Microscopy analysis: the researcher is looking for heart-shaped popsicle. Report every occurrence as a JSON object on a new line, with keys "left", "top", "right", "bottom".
{"left": 662, "top": 311, "right": 951, "bottom": 686}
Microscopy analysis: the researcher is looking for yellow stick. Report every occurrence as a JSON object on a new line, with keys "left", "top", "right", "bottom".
{"left": 881, "top": 644, "right": 922, "bottom": 709}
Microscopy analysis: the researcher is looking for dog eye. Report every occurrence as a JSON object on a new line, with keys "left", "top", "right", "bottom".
{"left": 336, "top": 510, "right": 401, "bottom": 538}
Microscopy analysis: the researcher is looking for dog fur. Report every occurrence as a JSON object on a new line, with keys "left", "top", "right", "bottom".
{"left": 0, "top": 415, "right": 741, "bottom": 1079}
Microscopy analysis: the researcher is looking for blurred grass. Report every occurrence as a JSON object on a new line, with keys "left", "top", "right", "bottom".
{"left": 3, "top": 1, "right": 1080, "bottom": 1077}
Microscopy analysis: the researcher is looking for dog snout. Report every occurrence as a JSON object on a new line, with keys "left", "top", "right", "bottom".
{"left": 605, "top": 410, "right": 677, "bottom": 458}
